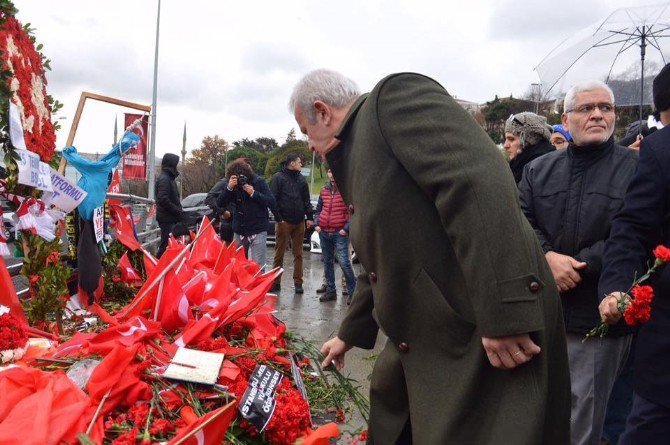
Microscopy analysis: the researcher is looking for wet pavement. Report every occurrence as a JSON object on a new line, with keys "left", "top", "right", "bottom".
{"left": 267, "top": 245, "right": 385, "bottom": 438}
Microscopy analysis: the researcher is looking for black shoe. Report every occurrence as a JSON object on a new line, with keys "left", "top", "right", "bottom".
{"left": 346, "top": 296, "right": 352, "bottom": 305}
{"left": 319, "top": 291, "right": 337, "bottom": 302}
{"left": 316, "top": 284, "right": 327, "bottom": 294}
{"left": 295, "top": 284, "right": 304, "bottom": 294}
{"left": 270, "top": 283, "right": 281, "bottom": 293}
{"left": 342, "top": 288, "right": 349, "bottom": 296}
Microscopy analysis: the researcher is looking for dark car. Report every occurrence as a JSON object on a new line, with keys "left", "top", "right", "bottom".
{"left": 266, "top": 197, "right": 317, "bottom": 249}
{"left": 181, "top": 193, "right": 214, "bottom": 231}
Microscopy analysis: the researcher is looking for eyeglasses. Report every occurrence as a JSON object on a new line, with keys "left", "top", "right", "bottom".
{"left": 566, "top": 103, "right": 615, "bottom": 114}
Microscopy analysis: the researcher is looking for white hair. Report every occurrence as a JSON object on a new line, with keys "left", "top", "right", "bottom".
{"left": 289, "top": 69, "right": 360, "bottom": 123}
{"left": 563, "top": 80, "right": 615, "bottom": 112}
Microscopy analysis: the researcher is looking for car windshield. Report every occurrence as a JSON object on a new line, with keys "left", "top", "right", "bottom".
{"left": 181, "top": 194, "right": 205, "bottom": 207}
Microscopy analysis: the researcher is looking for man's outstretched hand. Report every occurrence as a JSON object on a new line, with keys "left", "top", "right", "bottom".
{"left": 481, "top": 334, "right": 541, "bottom": 370}
{"left": 320, "top": 336, "right": 352, "bottom": 370}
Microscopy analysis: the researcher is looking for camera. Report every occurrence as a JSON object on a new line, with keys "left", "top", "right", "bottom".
{"left": 237, "top": 174, "right": 248, "bottom": 187}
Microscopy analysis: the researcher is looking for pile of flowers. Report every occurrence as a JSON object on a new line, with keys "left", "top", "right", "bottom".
{"left": 0, "top": 306, "right": 28, "bottom": 363}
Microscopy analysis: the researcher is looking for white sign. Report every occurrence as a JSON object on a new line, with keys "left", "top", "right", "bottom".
{"left": 8, "top": 102, "right": 27, "bottom": 150}
{"left": 93, "top": 206, "right": 105, "bottom": 243}
{"left": 41, "top": 169, "right": 88, "bottom": 212}
{"left": 16, "top": 149, "right": 53, "bottom": 192}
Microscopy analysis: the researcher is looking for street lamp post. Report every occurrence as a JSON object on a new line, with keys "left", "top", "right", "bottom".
{"left": 531, "top": 83, "right": 542, "bottom": 114}
{"left": 147, "top": 0, "right": 161, "bottom": 201}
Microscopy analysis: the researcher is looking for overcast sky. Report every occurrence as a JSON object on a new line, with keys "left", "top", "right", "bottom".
{"left": 14, "top": 0, "right": 649, "bottom": 158}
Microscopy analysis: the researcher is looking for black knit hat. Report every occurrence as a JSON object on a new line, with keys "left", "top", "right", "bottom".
{"left": 653, "top": 63, "right": 670, "bottom": 112}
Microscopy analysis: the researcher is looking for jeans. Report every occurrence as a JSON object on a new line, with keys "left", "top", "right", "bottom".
{"left": 235, "top": 231, "right": 267, "bottom": 271}
{"left": 157, "top": 221, "right": 176, "bottom": 258}
{"left": 319, "top": 231, "right": 356, "bottom": 295}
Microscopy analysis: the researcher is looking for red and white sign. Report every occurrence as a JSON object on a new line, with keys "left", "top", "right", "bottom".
{"left": 121, "top": 114, "right": 148, "bottom": 180}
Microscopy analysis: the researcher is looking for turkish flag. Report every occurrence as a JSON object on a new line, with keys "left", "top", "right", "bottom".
{"left": 119, "top": 251, "right": 142, "bottom": 285}
{"left": 86, "top": 316, "right": 161, "bottom": 355}
{"left": 157, "top": 269, "right": 193, "bottom": 333}
{"left": 109, "top": 204, "right": 141, "bottom": 251}
{"left": 187, "top": 216, "right": 222, "bottom": 268}
{"left": 167, "top": 401, "right": 237, "bottom": 445}
{"left": 0, "top": 257, "right": 27, "bottom": 324}
{"left": 299, "top": 423, "right": 340, "bottom": 445}
{"left": 107, "top": 169, "right": 121, "bottom": 207}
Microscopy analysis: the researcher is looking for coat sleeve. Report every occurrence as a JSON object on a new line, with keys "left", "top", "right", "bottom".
{"left": 217, "top": 183, "right": 234, "bottom": 207}
{"left": 599, "top": 141, "right": 666, "bottom": 298}
{"left": 376, "top": 73, "right": 544, "bottom": 337}
{"left": 314, "top": 195, "right": 323, "bottom": 226}
{"left": 205, "top": 179, "right": 226, "bottom": 211}
{"left": 302, "top": 180, "right": 314, "bottom": 220}
{"left": 156, "top": 175, "right": 182, "bottom": 217}
{"left": 269, "top": 174, "right": 283, "bottom": 222}
{"left": 250, "top": 177, "right": 276, "bottom": 209}
{"left": 338, "top": 271, "right": 378, "bottom": 349}
{"left": 518, "top": 164, "right": 554, "bottom": 253}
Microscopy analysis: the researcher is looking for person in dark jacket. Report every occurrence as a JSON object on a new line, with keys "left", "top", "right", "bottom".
{"left": 314, "top": 169, "right": 355, "bottom": 303}
{"left": 217, "top": 159, "right": 275, "bottom": 270}
{"left": 503, "top": 111, "right": 555, "bottom": 184}
{"left": 269, "top": 153, "right": 314, "bottom": 293}
{"left": 155, "top": 153, "right": 183, "bottom": 258}
{"left": 519, "top": 80, "right": 638, "bottom": 445}
{"left": 598, "top": 63, "right": 670, "bottom": 444}
{"left": 205, "top": 177, "right": 234, "bottom": 243}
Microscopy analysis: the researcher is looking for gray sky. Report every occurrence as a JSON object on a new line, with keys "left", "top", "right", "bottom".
{"left": 14, "top": 0, "right": 645, "bottom": 157}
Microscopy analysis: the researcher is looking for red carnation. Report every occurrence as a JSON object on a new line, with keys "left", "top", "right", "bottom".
{"left": 631, "top": 285, "right": 655, "bottom": 305}
{"left": 653, "top": 245, "right": 670, "bottom": 263}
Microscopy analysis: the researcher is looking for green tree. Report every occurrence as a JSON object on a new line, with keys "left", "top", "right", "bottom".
{"left": 224, "top": 146, "right": 268, "bottom": 175}
{"left": 232, "top": 137, "right": 279, "bottom": 153}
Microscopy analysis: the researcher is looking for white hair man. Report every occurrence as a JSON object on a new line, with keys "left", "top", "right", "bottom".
{"left": 518, "top": 80, "right": 638, "bottom": 445}
{"left": 291, "top": 69, "right": 570, "bottom": 444}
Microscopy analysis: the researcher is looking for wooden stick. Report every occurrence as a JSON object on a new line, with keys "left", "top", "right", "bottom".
{"left": 171, "top": 401, "right": 236, "bottom": 445}
{"left": 153, "top": 276, "right": 165, "bottom": 322}
{"left": 86, "top": 388, "right": 112, "bottom": 435}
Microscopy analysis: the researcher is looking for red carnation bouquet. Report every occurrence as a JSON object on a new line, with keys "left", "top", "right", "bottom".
{"left": 0, "top": 305, "right": 28, "bottom": 363}
{"left": 585, "top": 245, "right": 670, "bottom": 340}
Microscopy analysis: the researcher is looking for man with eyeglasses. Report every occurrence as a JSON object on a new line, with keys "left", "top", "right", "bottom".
{"left": 518, "top": 80, "right": 638, "bottom": 445}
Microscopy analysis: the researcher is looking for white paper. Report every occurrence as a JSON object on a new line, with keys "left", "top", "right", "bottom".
{"left": 8, "top": 102, "right": 27, "bottom": 150}
{"left": 93, "top": 206, "right": 105, "bottom": 243}
{"left": 42, "top": 169, "right": 87, "bottom": 212}
{"left": 16, "top": 149, "right": 53, "bottom": 192}
{"left": 163, "top": 347, "right": 225, "bottom": 385}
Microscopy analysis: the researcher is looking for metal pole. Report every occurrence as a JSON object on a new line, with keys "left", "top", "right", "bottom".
{"left": 113, "top": 115, "right": 118, "bottom": 146}
{"left": 639, "top": 26, "right": 646, "bottom": 132}
{"left": 147, "top": 0, "right": 161, "bottom": 200}
{"left": 180, "top": 121, "right": 186, "bottom": 199}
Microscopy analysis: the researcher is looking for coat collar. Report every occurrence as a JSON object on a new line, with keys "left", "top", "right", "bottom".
{"left": 334, "top": 93, "right": 369, "bottom": 143}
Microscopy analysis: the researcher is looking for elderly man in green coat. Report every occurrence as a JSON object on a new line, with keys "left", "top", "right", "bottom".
{"left": 289, "top": 69, "right": 570, "bottom": 444}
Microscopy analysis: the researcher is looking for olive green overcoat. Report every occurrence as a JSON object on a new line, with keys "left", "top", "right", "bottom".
{"left": 326, "top": 73, "right": 571, "bottom": 444}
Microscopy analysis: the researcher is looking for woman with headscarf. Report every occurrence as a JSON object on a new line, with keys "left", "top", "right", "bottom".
{"left": 503, "top": 112, "right": 555, "bottom": 184}
{"left": 550, "top": 124, "right": 571, "bottom": 150}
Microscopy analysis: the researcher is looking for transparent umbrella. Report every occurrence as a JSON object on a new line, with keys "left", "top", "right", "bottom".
{"left": 535, "top": 3, "right": 670, "bottom": 123}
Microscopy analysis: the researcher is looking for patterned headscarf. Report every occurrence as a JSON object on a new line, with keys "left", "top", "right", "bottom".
{"left": 505, "top": 112, "right": 552, "bottom": 149}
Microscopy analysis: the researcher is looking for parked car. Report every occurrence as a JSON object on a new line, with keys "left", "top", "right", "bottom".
{"left": 180, "top": 193, "right": 214, "bottom": 231}
{"left": 1, "top": 198, "right": 15, "bottom": 242}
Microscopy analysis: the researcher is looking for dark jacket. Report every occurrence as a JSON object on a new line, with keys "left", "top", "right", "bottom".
{"left": 206, "top": 178, "right": 235, "bottom": 241}
{"left": 327, "top": 73, "right": 570, "bottom": 444}
{"left": 315, "top": 180, "right": 349, "bottom": 232}
{"left": 599, "top": 126, "right": 670, "bottom": 408}
{"left": 217, "top": 173, "right": 275, "bottom": 236}
{"left": 519, "top": 137, "right": 638, "bottom": 336}
{"left": 155, "top": 154, "right": 183, "bottom": 223}
{"left": 509, "top": 139, "right": 555, "bottom": 184}
{"left": 269, "top": 167, "right": 313, "bottom": 224}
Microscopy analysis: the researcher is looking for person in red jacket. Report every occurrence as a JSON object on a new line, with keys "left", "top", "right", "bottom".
{"left": 315, "top": 169, "right": 356, "bottom": 302}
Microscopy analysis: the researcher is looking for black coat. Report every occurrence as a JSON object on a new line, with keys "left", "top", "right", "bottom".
{"left": 509, "top": 139, "right": 555, "bottom": 184}
{"left": 599, "top": 126, "right": 670, "bottom": 408}
{"left": 519, "top": 137, "right": 638, "bottom": 335}
{"left": 269, "top": 168, "right": 313, "bottom": 224}
{"left": 217, "top": 173, "right": 275, "bottom": 236}
{"left": 155, "top": 154, "right": 183, "bottom": 223}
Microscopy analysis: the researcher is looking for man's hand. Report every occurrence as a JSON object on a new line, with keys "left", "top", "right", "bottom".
{"left": 629, "top": 134, "right": 643, "bottom": 151}
{"left": 545, "top": 251, "right": 587, "bottom": 292}
{"left": 320, "top": 336, "right": 352, "bottom": 370}
{"left": 306, "top": 220, "right": 314, "bottom": 229}
{"left": 481, "top": 334, "right": 541, "bottom": 370}
{"left": 242, "top": 184, "right": 254, "bottom": 196}
{"left": 339, "top": 229, "right": 347, "bottom": 236}
{"left": 315, "top": 226, "right": 321, "bottom": 233}
{"left": 599, "top": 292, "right": 630, "bottom": 325}
{"left": 228, "top": 175, "right": 238, "bottom": 190}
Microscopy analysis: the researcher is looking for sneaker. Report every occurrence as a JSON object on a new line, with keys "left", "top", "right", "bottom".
{"left": 316, "top": 284, "right": 327, "bottom": 294}
{"left": 295, "top": 284, "right": 304, "bottom": 294}
{"left": 269, "top": 283, "right": 281, "bottom": 293}
{"left": 319, "top": 291, "right": 337, "bottom": 302}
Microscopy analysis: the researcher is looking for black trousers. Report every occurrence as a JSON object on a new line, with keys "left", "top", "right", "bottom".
{"left": 157, "top": 221, "right": 176, "bottom": 258}
{"left": 620, "top": 392, "right": 670, "bottom": 445}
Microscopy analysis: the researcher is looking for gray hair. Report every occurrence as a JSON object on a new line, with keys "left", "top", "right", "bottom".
{"left": 289, "top": 69, "right": 360, "bottom": 123}
{"left": 563, "top": 80, "right": 615, "bottom": 112}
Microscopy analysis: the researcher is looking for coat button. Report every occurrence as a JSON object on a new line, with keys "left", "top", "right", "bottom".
{"left": 369, "top": 272, "right": 377, "bottom": 283}
{"left": 398, "top": 342, "right": 409, "bottom": 353}
{"left": 348, "top": 204, "right": 354, "bottom": 214}
{"left": 529, "top": 281, "right": 540, "bottom": 292}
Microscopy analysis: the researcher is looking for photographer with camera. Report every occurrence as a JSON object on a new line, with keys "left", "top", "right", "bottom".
{"left": 217, "top": 159, "right": 276, "bottom": 270}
